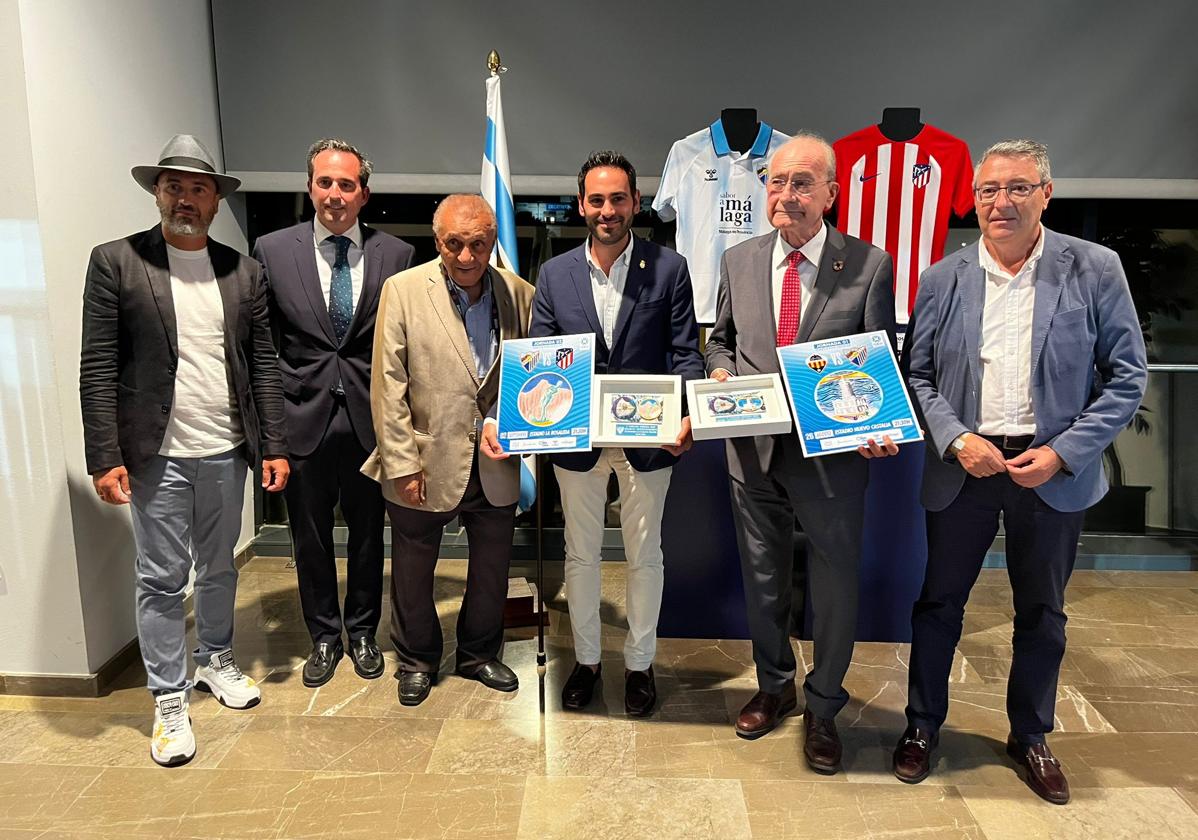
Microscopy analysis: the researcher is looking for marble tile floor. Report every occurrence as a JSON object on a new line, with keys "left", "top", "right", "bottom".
{"left": 2, "top": 559, "right": 1197, "bottom": 838}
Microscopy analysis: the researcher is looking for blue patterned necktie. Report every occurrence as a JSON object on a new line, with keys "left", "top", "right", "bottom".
{"left": 328, "top": 235, "right": 353, "bottom": 342}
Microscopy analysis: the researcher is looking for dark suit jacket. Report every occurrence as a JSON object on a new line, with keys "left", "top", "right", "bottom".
{"left": 79, "top": 225, "right": 287, "bottom": 476}
{"left": 705, "top": 224, "right": 896, "bottom": 500}
{"left": 904, "top": 227, "right": 1147, "bottom": 513}
{"left": 530, "top": 237, "right": 704, "bottom": 472}
{"left": 253, "top": 221, "right": 414, "bottom": 458}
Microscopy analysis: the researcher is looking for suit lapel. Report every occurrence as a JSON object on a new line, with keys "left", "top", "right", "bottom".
{"left": 1030, "top": 231, "right": 1070, "bottom": 378}
{"left": 427, "top": 266, "right": 482, "bottom": 387}
{"left": 295, "top": 223, "right": 336, "bottom": 343}
{"left": 213, "top": 243, "right": 241, "bottom": 348}
{"left": 139, "top": 227, "right": 178, "bottom": 357}
{"left": 956, "top": 248, "right": 986, "bottom": 382}
{"left": 569, "top": 249, "right": 604, "bottom": 348}
{"left": 480, "top": 268, "right": 517, "bottom": 393}
{"left": 610, "top": 237, "right": 647, "bottom": 354}
{"left": 796, "top": 225, "right": 841, "bottom": 343}
{"left": 346, "top": 225, "right": 383, "bottom": 340}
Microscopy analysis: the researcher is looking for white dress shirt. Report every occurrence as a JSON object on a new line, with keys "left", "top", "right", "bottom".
{"left": 584, "top": 235, "right": 635, "bottom": 348}
{"left": 976, "top": 226, "right": 1045, "bottom": 436}
{"left": 313, "top": 217, "right": 364, "bottom": 317}
{"left": 771, "top": 222, "right": 827, "bottom": 333}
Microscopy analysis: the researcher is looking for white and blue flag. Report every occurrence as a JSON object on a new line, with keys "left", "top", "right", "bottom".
{"left": 482, "top": 73, "right": 520, "bottom": 275}
{"left": 481, "top": 69, "right": 535, "bottom": 511}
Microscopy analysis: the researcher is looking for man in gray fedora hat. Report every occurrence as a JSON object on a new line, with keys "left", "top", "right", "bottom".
{"left": 80, "top": 133, "right": 290, "bottom": 767}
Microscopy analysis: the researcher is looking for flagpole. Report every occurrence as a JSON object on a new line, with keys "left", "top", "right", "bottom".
{"left": 483, "top": 50, "right": 547, "bottom": 715}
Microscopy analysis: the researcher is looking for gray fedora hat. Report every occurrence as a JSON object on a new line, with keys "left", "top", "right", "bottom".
{"left": 131, "top": 133, "right": 241, "bottom": 196}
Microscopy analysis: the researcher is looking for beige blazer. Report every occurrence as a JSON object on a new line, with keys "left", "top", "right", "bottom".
{"left": 362, "top": 259, "right": 534, "bottom": 511}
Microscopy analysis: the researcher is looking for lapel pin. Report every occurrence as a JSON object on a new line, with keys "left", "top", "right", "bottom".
{"left": 833, "top": 259, "right": 845, "bottom": 272}
{"left": 639, "top": 259, "right": 646, "bottom": 269}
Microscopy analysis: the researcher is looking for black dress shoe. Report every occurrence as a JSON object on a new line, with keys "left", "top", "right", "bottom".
{"left": 458, "top": 660, "right": 518, "bottom": 692}
{"left": 561, "top": 662, "right": 601, "bottom": 710}
{"left": 348, "top": 635, "right": 384, "bottom": 680}
{"left": 625, "top": 666, "right": 657, "bottom": 717}
{"left": 1006, "top": 735, "right": 1070, "bottom": 805}
{"left": 803, "top": 711, "right": 843, "bottom": 775}
{"left": 893, "top": 726, "right": 939, "bottom": 784}
{"left": 302, "top": 640, "right": 344, "bottom": 688}
{"left": 398, "top": 671, "right": 433, "bottom": 706}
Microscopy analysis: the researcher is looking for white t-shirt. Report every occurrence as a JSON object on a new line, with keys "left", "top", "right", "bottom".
{"left": 653, "top": 119, "right": 790, "bottom": 322}
{"left": 159, "top": 243, "right": 245, "bottom": 457}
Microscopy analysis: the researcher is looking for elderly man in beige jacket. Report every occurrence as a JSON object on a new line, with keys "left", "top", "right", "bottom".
{"left": 362, "top": 194, "right": 534, "bottom": 706}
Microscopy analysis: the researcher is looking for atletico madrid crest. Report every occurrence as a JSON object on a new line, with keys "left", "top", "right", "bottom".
{"left": 912, "top": 163, "right": 931, "bottom": 189}
{"left": 806, "top": 354, "right": 827, "bottom": 373}
{"left": 556, "top": 348, "right": 574, "bottom": 370}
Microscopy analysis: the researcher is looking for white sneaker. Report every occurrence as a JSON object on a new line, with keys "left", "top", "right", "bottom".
{"left": 151, "top": 690, "right": 195, "bottom": 767}
{"left": 194, "top": 649, "right": 261, "bottom": 709}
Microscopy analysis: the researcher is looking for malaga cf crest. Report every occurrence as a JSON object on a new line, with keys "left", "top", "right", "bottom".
{"left": 520, "top": 352, "right": 539, "bottom": 372}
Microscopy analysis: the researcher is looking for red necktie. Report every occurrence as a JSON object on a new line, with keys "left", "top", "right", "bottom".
{"left": 776, "top": 249, "right": 803, "bottom": 346}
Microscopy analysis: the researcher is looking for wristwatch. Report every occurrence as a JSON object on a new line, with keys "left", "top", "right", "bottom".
{"left": 949, "top": 434, "right": 968, "bottom": 455}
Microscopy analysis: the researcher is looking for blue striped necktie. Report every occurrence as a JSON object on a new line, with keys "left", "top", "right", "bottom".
{"left": 328, "top": 235, "right": 353, "bottom": 342}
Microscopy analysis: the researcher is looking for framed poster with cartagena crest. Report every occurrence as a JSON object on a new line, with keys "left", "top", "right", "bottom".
{"left": 777, "top": 330, "right": 923, "bottom": 458}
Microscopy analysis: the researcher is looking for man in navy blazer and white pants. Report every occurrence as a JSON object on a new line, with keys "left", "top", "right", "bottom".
{"left": 894, "top": 140, "right": 1147, "bottom": 804}
{"left": 487, "top": 151, "right": 703, "bottom": 717}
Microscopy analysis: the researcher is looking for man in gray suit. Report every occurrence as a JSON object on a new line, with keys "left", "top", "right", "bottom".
{"left": 894, "top": 140, "right": 1147, "bottom": 804}
{"left": 80, "top": 135, "right": 289, "bottom": 767}
{"left": 706, "top": 133, "right": 897, "bottom": 774}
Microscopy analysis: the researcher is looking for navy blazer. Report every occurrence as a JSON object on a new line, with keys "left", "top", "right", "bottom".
{"left": 904, "top": 227, "right": 1148, "bottom": 513}
{"left": 530, "top": 237, "right": 703, "bottom": 472}
{"left": 254, "top": 221, "right": 414, "bottom": 458}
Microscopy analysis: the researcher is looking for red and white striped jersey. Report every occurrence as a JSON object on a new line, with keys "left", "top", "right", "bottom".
{"left": 833, "top": 124, "right": 974, "bottom": 323}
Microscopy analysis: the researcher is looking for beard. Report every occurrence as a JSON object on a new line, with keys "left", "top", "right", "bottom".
{"left": 157, "top": 197, "right": 214, "bottom": 237}
{"left": 586, "top": 214, "right": 631, "bottom": 247}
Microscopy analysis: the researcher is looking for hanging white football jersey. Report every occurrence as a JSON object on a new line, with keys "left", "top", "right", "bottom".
{"left": 653, "top": 119, "right": 790, "bottom": 323}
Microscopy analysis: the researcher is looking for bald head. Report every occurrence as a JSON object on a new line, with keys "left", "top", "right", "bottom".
{"left": 432, "top": 194, "right": 497, "bottom": 239}
{"left": 769, "top": 133, "right": 836, "bottom": 182}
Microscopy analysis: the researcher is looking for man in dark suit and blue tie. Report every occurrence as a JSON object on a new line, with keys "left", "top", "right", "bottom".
{"left": 486, "top": 151, "right": 703, "bottom": 716}
{"left": 253, "top": 139, "right": 414, "bottom": 687}
{"left": 894, "top": 140, "right": 1148, "bottom": 804}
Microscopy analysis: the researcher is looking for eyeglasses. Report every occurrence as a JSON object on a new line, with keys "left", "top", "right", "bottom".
{"left": 974, "top": 181, "right": 1047, "bottom": 204}
{"left": 766, "top": 177, "right": 831, "bottom": 196}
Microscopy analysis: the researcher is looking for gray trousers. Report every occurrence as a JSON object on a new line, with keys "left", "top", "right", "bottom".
{"left": 730, "top": 472, "right": 864, "bottom": 720}
{"left": 128, "top": 449, "right": 246, "bottom": 693}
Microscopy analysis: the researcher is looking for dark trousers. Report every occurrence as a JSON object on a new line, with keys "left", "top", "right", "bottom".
{"left": 284, "top": 401, "right": 385, "bottom": 644}
{"left": 906, "top": 472, "right": 1084, "bottom": 743}
{"left": 730, "top": 472, "right": 864, "bottom": 720}
{"left": 386, "top": 457, "right": 517, "bottom": 674}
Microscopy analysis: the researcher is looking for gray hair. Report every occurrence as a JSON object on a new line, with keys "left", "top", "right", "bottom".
{"left": 432, "top": 194, "right": 497, "bottom": 238}
{"left": 771, "top": 132, "right": 837, "bottom": 181}
{"left": 976, "top": 139, "right": 1052, "bottom": 183}
{"left": 306, "top": 138, "right": 373, "bottom": 187}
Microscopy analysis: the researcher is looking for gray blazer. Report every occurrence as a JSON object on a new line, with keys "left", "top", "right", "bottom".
{"left": 903, "top": 227, "right": 1147, "bottom": 513}
{"left": 80, "top": 225, "right": 287, "bottom": 475}
{"left": 705, "top": 224, "right": 896, "bottom": 499}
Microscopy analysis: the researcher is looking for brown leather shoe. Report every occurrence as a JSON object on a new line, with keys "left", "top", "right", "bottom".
{"left": 893, "top": 726, "right": 938, "bottom": 784}
{"left": 735, "top": 683, "right": 798, "bottom": 739}
{"left": 803, "top": 711, "right": 842, "bottom": 775}
{"left": 1006, "top": 735, "right": 1070, "bottom": 805}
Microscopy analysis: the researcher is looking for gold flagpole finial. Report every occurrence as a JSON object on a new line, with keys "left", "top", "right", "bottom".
{"left": 487, "top": 50, "right": 505, "bottom": 76}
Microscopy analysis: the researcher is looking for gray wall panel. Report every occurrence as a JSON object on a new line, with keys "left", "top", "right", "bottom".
{"left": 212, "top": 0, "right": 1198, "bottom": 180}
